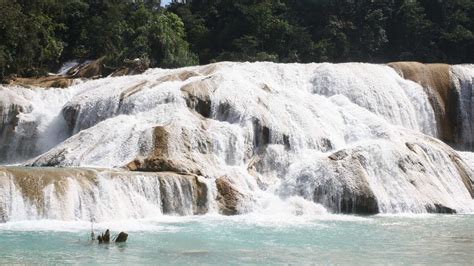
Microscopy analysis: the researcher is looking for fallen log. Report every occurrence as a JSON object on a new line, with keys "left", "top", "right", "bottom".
{"left": 98, "top": 229, "right": 110, "bottom": 244}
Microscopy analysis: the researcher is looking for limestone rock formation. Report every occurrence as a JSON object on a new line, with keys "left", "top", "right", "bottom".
{"left": 0, "top": 167, "right": 210, "bottom": 222}
{"left": 388, "top": 62, "right": 474, "bottom": 151}
{"left": 1, "top": 62, "right": 474, "bottom": 217}
{"left": 215, "top": 176, "right": 246, "bottom": 215}
{"left": 388, "top": 62, "right": 455, "bottom": 143}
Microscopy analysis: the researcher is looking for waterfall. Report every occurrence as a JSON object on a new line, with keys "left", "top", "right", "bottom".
{"left": 0, "top": 62, "right": 473, "bottom": 222}
{"left": 0, "top": 167, "right": 210, "bottom": 222}
{"left": 0, "top": 86, "right": 76, "bottom": 163}
{"left": 451, "top": 65, "right": 474, "bottom": 150}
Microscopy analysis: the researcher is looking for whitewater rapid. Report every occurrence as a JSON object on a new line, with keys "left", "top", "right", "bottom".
{"left": 1, "top": 62, "right": 473, "bottom": 222}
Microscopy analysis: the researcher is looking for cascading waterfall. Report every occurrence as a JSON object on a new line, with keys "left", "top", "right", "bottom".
{"left": 451, "top": 65, "right": 474, "bottom": 150}
{"left": 0, "top": 86, "right": 78, "bottom": 163}
{"left": 0, "top": 62, "right": 473, "bottom": 222}
{"left": 0, "top": 167, "right": 210, "bottom": 222}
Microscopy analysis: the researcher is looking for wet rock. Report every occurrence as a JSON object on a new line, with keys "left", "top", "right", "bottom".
{"left": 398, "top": 155, "right": 426, "bottom": 174}
{"left": 126, "top": 126, "right": 201, "bottom": 174}
{"left": 111, "top": 58, "right": 150, "bottom": 77}
{"left": 126, "top": 125, "right": 213, "bottom": 176}
{"left": 0, "top": 200, "right": 5, "bottom": 223}
{"left": 314, "top": 152, "right": 379, "bottom": 214}
{"left": 215, "top": 176, "right": 245, "bottom": 215}
{"left": 252, "top": 119, "right": 271, "bottom": 150}
{"left": 0, "top": 103, "right": 26, "bottom": 160}
{"left": 449, "top": 154, "right": 474, "bottom": 198}
{"left": 181, "top": 80, "right": 212, "bottom": 118}
{"left": 61, "top": 104, "right": 80, "bottom": 134}
{"left": 426, "top": 204, "right": 457, "bottom": 214}
{"left": 7, "top": 76, "right": 72, "bottom": 88}
{"left": 389, "top": 62, "right": 456, "bottom": 144}
{"left": 214, "top": 101, "right": 241, "bottom": 122}
{"left": 115, "top": 232, "right": 128, "bottom": 243}
{"left": 119, "top": 81, "right": 148, "bottom": 107}
{"left": 69, "top": 57, "right": 106, "bottom": 79}
{"left": 0, "top": 166, "right": 210, "bottom": 221}
{"left": 319, "top": 138, "right": 333, "bottom": 152}
{"left": 329, "top": 150, "right": 349, "bottom": 161}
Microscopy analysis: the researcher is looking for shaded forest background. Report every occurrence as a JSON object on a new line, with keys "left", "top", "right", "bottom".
{"left": 0, "top": 0, "right": 473, "bottom": 80}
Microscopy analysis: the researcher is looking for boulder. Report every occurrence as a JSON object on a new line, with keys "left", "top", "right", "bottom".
{"left": 69, "top": 57, "right": 106, "bottom": 79}
{"left": 115, "top": 232, "right": 128, "bottom": 243}
{"left": 427, "top": 204, "right": 456, "bottom": 214}
{"left": 111, "top": 58, "right": 150, "bottom": 77}
{"left": 320, "top": 151, "right": 379, "bottom": 214}
{"left": 181, "top": 80, "right": 212, "bottom": 118}
{"left": 215, "top": 176, "right": 245, "bottom": 215}
{"left": 0, "top": 104, "right": 26, "bottom": 160}
{"left": 61, "top": 104, "right": 80, "bottom": 134}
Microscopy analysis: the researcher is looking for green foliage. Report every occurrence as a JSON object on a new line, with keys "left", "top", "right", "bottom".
{"left": 0, "top": 0, "right": 194, "bottom": 80}
{"left": 1, "top": 0, "right": 473, "bottom": 80}
{"left": 170, "top": 0, "right": 474, "bottom": 64}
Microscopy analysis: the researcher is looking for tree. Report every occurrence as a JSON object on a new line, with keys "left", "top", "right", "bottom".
{"left": 387, "top": 0, "right": 436, "bottom": 61}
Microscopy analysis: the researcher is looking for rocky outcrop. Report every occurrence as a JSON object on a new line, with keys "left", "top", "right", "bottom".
{"left": 110, "top": 58, "right": 150, "bottom": 77}
{"left": 181, "top": 79, "right": 212, "bottom": 118}
{"left": 3, "top": 57, "right": 151, "bottom": 89}
{"left": 215, "top": 176, "right": 246, "bottom": 215}
{"left": 68, "top": 57, "right": 106, "bottom": 79}
{"left": 0, "top": 104, "right": 26, "bottom": 160}
{"left": 0, "top": 92, "right": 36, "bottom": 163}
{"left": 7, "top": 76, "right": 72, "bottom": 88}
{"left": 389, "top": 62, "right": 456, "bottom": 144}
{"left": 323, "top": 150, "right": 379, "bottom": 214}
{"left": 126, "top": 125, "right": 214, "bottom": 176}
{"left": 450, "top": 65, "right": 474, "bottom": 150}
{"left": 387, "top": 62, "right": 474, "bottom": 152}
{"left": 0, "top": 166, "right": 210, "bottom": 222}
{"left": 2, "top": 58, "right": 106, "bottom": 89}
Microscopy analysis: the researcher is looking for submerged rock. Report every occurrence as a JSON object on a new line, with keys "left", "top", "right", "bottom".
{"left": 426, "top": 204, "right": 457, "bottom": 214}
{"left": 115, "top": 232, "right": 128, "bottom": 243}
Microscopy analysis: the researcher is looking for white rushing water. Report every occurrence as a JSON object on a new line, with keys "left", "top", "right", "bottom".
{"left": 451, "top": 65, "right": 474, "bottom": 150}
{"left": 0, "top": 62, "right": 473, "bottom": 222}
